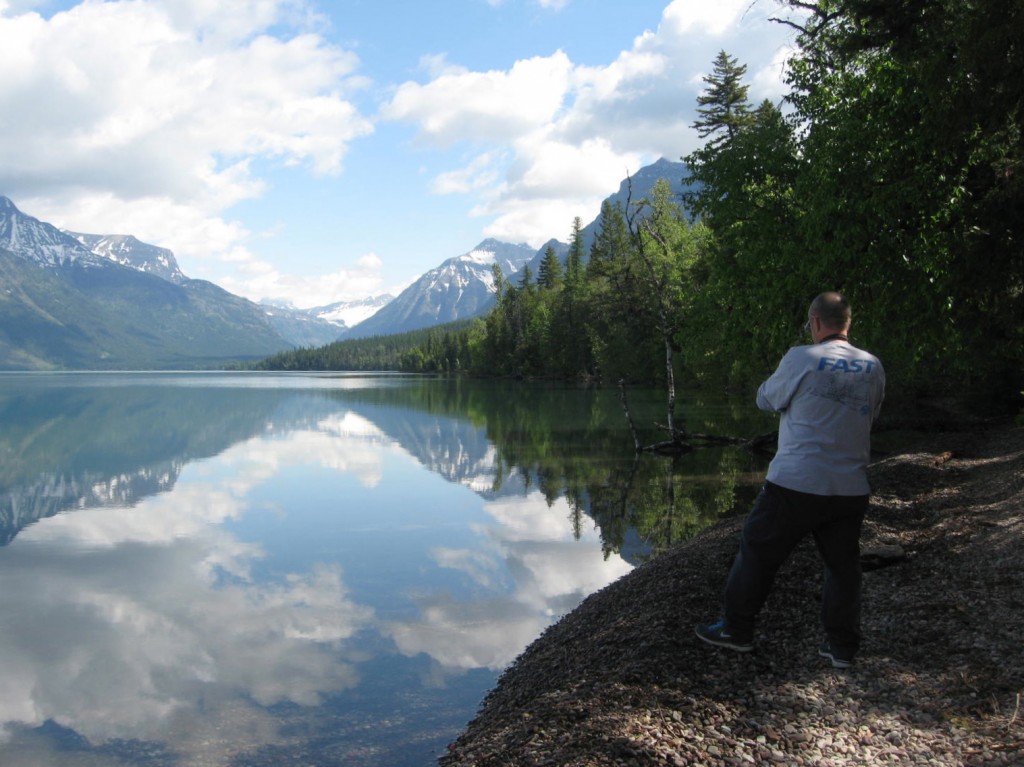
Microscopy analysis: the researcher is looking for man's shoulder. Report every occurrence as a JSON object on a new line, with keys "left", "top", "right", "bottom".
{"left": 781, "top": 343, "right": 817, "bottom": 358}
{"left": 846, "top": 343, "right": 883, "bottom": 367}
{"left": 783, "top": 342, "right": 883, "bottom": 374}
{"left": 781, "top": 343, "right": 826, "bottom": 362}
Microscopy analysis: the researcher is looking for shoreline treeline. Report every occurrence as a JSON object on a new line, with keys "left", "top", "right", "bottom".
{"left": 252, "top": 0, "right": 1023, "bottom": 408}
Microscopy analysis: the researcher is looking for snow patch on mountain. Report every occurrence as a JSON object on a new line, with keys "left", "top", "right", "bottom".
{"left": 68, "top": 232, "right": 186, "bottom": 284}
{"left": 0, "top": 196, "right": 104, "bottom": 268}
{"left": 313, "top": 295, "right": 393, "bottom": 328}
{"left": 344, "top": 240, "right": 537, "bottom": 339}
{"left": 461, "top": 248, "right": 499, "bottom": 266}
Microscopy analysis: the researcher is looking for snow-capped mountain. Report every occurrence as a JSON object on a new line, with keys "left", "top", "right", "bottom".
{"left": 311, "top": 295, "right": 394, "bottom": 329}
{"left": 0, "top": 196, "right": 291, "bottom": 369}
{"left": 64, "top": 231, "right": 359, "bottom": 348}
{"left": 0, "top": 196, "right": 106, "bottom": 268}
{"left": 346, "top": 239, "right": 536, "bottom": 339}
{"left": 258, "top": 302, "right": 346, "bottom": 348}
{"left": 68, "top": 232, "right": 186, "bottom": 284}
{"left": 349, "top": 159, "right": 691, "bottom": 340}
{"left": 0, "top": 158, "right": 695, "bottom": 366}
{"left": 259, "top": 295, "right": 394, "bottom": 347}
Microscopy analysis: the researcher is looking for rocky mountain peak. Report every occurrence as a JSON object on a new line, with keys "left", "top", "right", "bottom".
{"left": 67, "top": 232, "right": 186, "bottom": 284}
{"left": 0, "top": 196, "right": 100, "bottom": 268}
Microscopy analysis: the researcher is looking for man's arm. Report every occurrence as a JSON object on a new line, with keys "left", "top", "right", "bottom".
{"left": 755, "top": 350, "right": 803, "bottom": 413}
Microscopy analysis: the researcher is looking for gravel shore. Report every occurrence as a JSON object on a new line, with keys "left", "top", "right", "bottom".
{"left": 440, "top": 425, "right": 1024, "bottom": 766}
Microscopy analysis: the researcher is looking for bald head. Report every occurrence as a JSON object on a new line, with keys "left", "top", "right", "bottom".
{"left": 810, "top": 292, "right": 851, "bottom": 332}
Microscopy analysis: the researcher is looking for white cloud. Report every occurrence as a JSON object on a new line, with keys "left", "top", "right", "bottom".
{"left": 383, "top": 51, "right": 574, "bottom": 146}
{"left": 432, "top": 151, "right": 505, "bottom": 195}
{"left": 217, "top": 251, "right": 387, "bottom": 308}
{"left": 383, "top": 0, "right": 803, "bottom": 248}
{"left": 661, "top": 0, "right": 747, "bottom": 35}
{"left": 476, "top": 135, "right": 645, "bottom": 245}
{"left": 0, "top": 0, "right": 44, "bottom": 12}
{"left": 1, "top": 3, "right": 368, "bottom": 195}
{"left": 0, "top": 0, "right": 373, "bottom": 294}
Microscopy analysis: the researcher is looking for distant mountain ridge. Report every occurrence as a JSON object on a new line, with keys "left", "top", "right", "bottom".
{"left": 350, "top": 158, "right": 690, "bottom": 338}
{"left": 346, "top": 238, "right": 537, "bottom": 339}
{"left": 0, "top": 158, "right": 691, "bottom": 366}
{"left": 68, "top": 232, "right": 186, "bottom": 284}
{"left": 259, "top": 295, "right": 394, "bottom": 348}
{"left": 0, "top": 197, "right": 108, "bottom": 269}
{"left": 0, "top": 196, "right": 291, "bottom": 369}
{"left": 311, "top": 295, "right": 394, "bottom": 328}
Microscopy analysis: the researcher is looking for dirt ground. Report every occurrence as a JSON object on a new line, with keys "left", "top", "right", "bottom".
{"left": 440, "top": 423, "right": 1024, "bottom": 766}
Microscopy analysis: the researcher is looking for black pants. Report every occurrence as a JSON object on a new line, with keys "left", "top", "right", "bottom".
{"left": 723, "top": 481, "right": 868, "bottom": 655}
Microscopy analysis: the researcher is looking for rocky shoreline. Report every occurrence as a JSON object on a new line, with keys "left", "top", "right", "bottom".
{"left": 439, "top": 425, "right": 1024, "bottom": 766}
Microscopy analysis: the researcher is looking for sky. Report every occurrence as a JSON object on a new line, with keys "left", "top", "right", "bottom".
{"left": 0, "top": 0, "right": 805, "bottom": 309}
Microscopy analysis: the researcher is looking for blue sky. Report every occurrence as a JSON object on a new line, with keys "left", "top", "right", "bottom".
{"left": 0, "top": 0, "right": 804, "bottom": 308}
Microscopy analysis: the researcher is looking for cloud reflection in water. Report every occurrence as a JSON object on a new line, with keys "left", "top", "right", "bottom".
{"left": 390, "top": 491, "right": 633, "bottom": 671}
{"left": 0, "top": 385, "right": 635, "bottom": 765}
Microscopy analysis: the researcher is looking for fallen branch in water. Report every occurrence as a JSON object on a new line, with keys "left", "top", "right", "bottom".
{"left": 619, "top": 380, "right": 777, "bottom": 455}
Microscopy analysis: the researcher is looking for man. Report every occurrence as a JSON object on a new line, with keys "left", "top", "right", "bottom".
{"left": 695, "top": 292, "right": 885, "bottom": 668}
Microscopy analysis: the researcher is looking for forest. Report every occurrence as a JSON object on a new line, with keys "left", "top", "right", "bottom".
{"left": 253, "top": 0, "right": 1023, "bottom": 409}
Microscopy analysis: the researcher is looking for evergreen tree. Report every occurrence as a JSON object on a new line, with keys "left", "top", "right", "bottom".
{"left": 518, "top": 264, "right": 534, "bottom": 291}
{"left": 557, "top": 217, "right": 591, "bottom": 377}
{"left": 588, "top": 200, "right": 631, "bottom": 275}
{"left": 566, "top": 217, "right": 585, "bottom": 286}
{"left": 538, "top": 244, "right": 562, "bottom": 290}
{"left": 684, "top": 87, "right": 804, "bottom": 384}
{"left": 586, "top": 199, "right": 642, "bottom": 380}
{"left": 693, "top": 50, "right": 753, "bottom": 148}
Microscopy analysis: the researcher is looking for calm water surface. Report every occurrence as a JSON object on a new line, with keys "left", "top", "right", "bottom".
{"left": 0, "top": 372, "right": 773, "bottom": 766}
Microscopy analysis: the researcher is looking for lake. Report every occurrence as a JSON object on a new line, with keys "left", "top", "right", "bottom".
{"left": 0, "top": 372, "right": 773, "bottom": 766}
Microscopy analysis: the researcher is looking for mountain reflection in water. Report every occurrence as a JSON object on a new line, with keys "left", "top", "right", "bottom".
{"left": 0, "top": 372, "right": 771, "bottom": 766}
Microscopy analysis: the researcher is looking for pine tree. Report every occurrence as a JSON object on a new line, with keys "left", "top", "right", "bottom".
{"left": 566, "top": 217, "right": 585, "bottom": 286}
{"left": 518, "top": 264, "right": 534, "bottom": 291}
{"left": 550, "top": 217, "right": 592, "bottom": 377}
{"left": 693, "top": 50, "right": 753, "bottom": 148}
{"left": 537, "top": 244, "right": 562, "bottom": 290}
{"left": 588, "top": 200, "right": 630, "bottom": 274}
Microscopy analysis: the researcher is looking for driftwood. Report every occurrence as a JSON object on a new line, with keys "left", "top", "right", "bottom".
{"left": 618, "top": 380, "right": 777, "bottom": 455}
{"left": 617, "top": 380, "right": 643, "bottom": 453}
{"left": 617, "top": 380, "right": 689, "bottom": 452}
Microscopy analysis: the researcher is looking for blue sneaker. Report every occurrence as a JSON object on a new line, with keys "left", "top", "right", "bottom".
{"left": 695, "top": 620, "right": 754, "bottom": 652}
{"left": 818, "top": 641, "right": 854, "bottom": 669}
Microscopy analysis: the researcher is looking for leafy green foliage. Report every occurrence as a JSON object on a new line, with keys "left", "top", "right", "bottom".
{"left": 684, "top": 94, "right": 806, "bottom": 383}
{"left": 679, "top": 0, "right": 1022, "bottom": 402}
{"left": 254, "top": 2, "right": 1021, "bottom": 407}
{"left": 776, "top": 0, "right": 1023, "bottom": 397}
{"left": 586, "top": 199, "right": 663, "bottom": 382}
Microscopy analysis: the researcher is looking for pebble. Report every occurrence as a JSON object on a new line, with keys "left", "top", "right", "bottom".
{"left": 439, "top": 430, "right": 1024, "bottom": 767}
